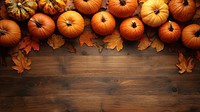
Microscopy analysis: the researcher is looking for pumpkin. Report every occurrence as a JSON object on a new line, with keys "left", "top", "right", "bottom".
{"left": 182, "top": 24, "right": 200, "bottom": 49}
{"left": 57, "top": 11, "right": 84, "bottom": 38}
{"left": 120, "top": 17, "right": 144, "bottom": 41}
{"left": 158, "top": 21, "right": 181, "bottom": 44}
{"left": 5, "top": 0, "right": 38, "bottom": 21}
{"left": 38, "top": 0, "right": 66, "bottom": 15}
{"left": 28, "top": 13, "right": 55, "bottom": 40}
{"left": 141, "top": 0, "right": 169, "bottom": 27}
{"left": 73, "top": 0, "right": 102, "bottom": 15}
{"left": 108, "top": 0, "right": 138, "bottom": 18}
{"left": 169, "top": 0, "right": 196, "bottom": 22}
{"left": 91, "top": 11, "right": 116, "bottom": 36}
{"left": 0, "top": 20, "right": 21, "bottom": 47}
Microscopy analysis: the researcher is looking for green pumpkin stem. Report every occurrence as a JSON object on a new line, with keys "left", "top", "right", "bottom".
{"left": 30, "top": 18, "right": 42, "bottom": 28}
{"left": 169, "top": 21, "right": 174, "bottom": 32}
{"left": 119, "top": 0, "right": 126, "bottom": 6}
{"left": 101, "top": 14, "right": 106, "bottom": 22}
{"left": 132, "top": 21, "right": 137, "bottom": 28}
{"left": 0, "top": 29, "right": 6, "bottom": 35}
{"left": 154, "top": 8, "right": 159, "bottom": 14}
{"left": 66, "top": 20, "right": 72, "bottom": 26}
{"left": 195, "top": 28, "right": 200, "bottom": 37}
{"left": 183, "top": 0, "right": 189, "bottom": 6}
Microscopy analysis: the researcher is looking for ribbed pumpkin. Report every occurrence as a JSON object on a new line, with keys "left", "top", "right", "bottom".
{"left": 108, "top": 0, "right": 138, "bottom": 18}
{"left": 120, "top": 17, "right": 144, "bottom": 41}
{"left": 5, "top": 0, "right": 38, "bottom": 21}
{"left": 159, "top": 21, "right": 181, "bottom": 43}
{"left": 73, "top": 0, "right": 102, "bottom": 15}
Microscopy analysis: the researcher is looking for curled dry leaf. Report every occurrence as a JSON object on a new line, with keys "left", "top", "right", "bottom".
{"left": 103, "top": 30, "right": 123, "bottom": 52}
{"left": 12, "top": 51, "right": 31, "bottom": 74}
{"left": 79, "top": 30, "right": 98, "bottom": 47}
{"left": 138, "top": 35, "right": 152, "bottom": 51}
{"left": 47, "top": 34, "right": 65, "bottom": 49}
{"left": 196, "top": 51, "right": 200, "bottom": 61}
{"left": 151, "top": 38, "right": 164, "bottom": 52}
{"left": 176, "top": 52, "right": 195, "bottom": 74}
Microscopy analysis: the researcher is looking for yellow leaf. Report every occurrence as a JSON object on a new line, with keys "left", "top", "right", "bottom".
{"left": 79, "top": 30, "right": 97, "bottom": 47}
{"left": 138, "top": 35, "right": 152, "bottom": 51}
{"left": 151, "top": 38, "right": 164, "bottom": 52}
{"left": 47, "top": 34, "right": 65, "bottom": 49}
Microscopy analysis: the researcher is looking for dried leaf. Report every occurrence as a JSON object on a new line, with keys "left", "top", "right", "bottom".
{"left": 65, "top": 41, "right": 76, "bottom": 53}
{"left": 19, "top": 35, "right": 39, "bottom": 54}
{"left": 103, "top": 30, "right": 123, "bottom": 52}
{"left": 101, "top": 0, "right": 109, "bottom": 9}
{"left": 47, "top": 34, "right": 65, "bottom": 49}
{"left": 138, "top": 35, "right": 152, "bottom": 51}
{"left": 176, "top": 52, "right": 195, "bottom": 74}
{"left": 196, "top": 51, "right": 200, "bottom": 61}
{"left": 84, "top": 16, "right": 90, "bottom": 27}
{"left": 12, "top": 51, "right": 31, "bottom": 74}
{"left": 0, "top": 4, "right": 9, "bottom": 20}
{"left": 151, "top": 38, "right": 164, "bottom": 52}
{"left": 65, "top": 0, "right": 75, "bottom": 11}
{"left": 94, "top": 42, "right": 105, "bottom": 53}
{"left": 146, "top": 27, "right": 157, "bottom": 38}
{"left": 79, "top": 30, "right": 98, "bottom": 47}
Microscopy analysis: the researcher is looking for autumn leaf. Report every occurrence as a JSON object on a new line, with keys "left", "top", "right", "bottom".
{"left": 151, "top": 38, "right": 164, "bottom": 52}
{"left": 19, "top": 35, "right": 39, "bottom": 54}
{"left": 94, "top": 42, "right": 105, "bottom": 53}
{"left": 0, "top": 4, "right": 9, "bottom": 20}
{"left": 8, "top": 45, "right": 20, "bottom": 57}
{"left": 138, "top": 35, "right": 152, "bottom": 51}
{"left": 79, "top": 30, "right": 98, "bottom": 47}
{"left": 196, "top": 51, "right": 200, "bottom": 61}
{"left": 12, "top": 51, "right": 31, "bottom": 74}
{"left": 176, "top": 52, "right": 195, "bottom": 74}
{"left": 193, "top": 7, "right": 200, "bottom": 20}
{"left": 101, "top": 0, "right": 108, "bottom": 9}
{"left": 65, "top": 0, "right": 75, "bottom": 11}
{"left": 65, "top": 41, "right": 76, "bottom": 53}
{"left": 145, "top": 27, "right": 157, "bottom": 38}
{"left": 103, "top": 30, "right": 123, "bottom": 52}
{"left": 84, "top": 16, "right": 90, "bottom": 27}
{"left": 47, "top": 34, "right": 65, "bottom": 49}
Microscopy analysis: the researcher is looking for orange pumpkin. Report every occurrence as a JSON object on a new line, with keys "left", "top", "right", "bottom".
{"left": 120, "top": 17, "right": 144, "bottom": 41}
{"left": 91, "top": 11, "right": 116, "bottom": 36}
{"left": 182, "top": 24, "right": 200, "bottom": 49}
{"left": 57, "top": 11, "right": 84, "bottom": 38}
{"left": 108, "top": 0, "right": 138, "bottom": 18}
{"left": 73, "top": 0, "right": 103, "bottom": 15}
{"left": 159, "top": 21, "right": 181, "bottom": 43}
{"left": 28, "top": 13, "right": 55, "bottom": 40}
{"left": 169, "top": 0, "right": 196, "bottom": 22}
{"left": 0, "top": 20, "right": 21, "bottom": 47}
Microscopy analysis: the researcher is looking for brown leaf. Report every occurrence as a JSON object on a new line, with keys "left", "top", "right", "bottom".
{"left": 47, "top": 34, "right": 65, "bottom": 49}
{"left": 65, "top": 0, "right": 75, "bottom": 11}
{"left": 103, "top": 30, "right": 123, "bottom": 52}
{"left": 151, "top": 38, "right": 164, "bottom": 52}
{"left": 138, "top": 35, "right": 152, "bottom": 51}
{"left": 196, "top": 51, "right": 200, "bottom": 61}
{"left": 79, "top": 30, "right": 98, "bottom": 47}
{"left": 94, "top": 42, "right": 105, "bottom": 53}
{"left": 12, "top": 51, "right": 31, "bottom": 74}
{"left": 176, "top": 52, "right": 195, "bottom": 74}
{"left": 101, "top": 0, "right": 109, "bottom": 9}
{"left": 65, "top": 41, "right": 76, "bottom": 53}
{"left": 0, "top": 4, "right": 9, "bottom": 20}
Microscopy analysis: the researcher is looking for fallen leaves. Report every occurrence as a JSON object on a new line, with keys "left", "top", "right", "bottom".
{"left": 47, "top": 34, "right": 65, "bottom": 49}
{"left": 151, "top": 38, "right": 164, "bottom": 52}
{"left": 138, "top": 35, "right": 152, "bottom": 51}
{"left": 79, "top": 30, "right": 98, "bottom": 47}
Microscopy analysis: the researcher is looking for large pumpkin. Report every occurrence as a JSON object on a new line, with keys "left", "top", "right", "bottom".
{"left": 5, "top": 0, "right": 38, "bottom": 21}
{"left": 91, "top": 11, "right": 116, "bottom": 36}
{"left": 0, "top": 20, "right": 21, "bottom": 47}
{"left": 169, "top": 0, "right": 196, "bottom": 22}
{"left": 57, "top": 11, "right": 84, "bottom": 38}
{"left": 182, "top": 24, "right": 200, "bottom": 49}
{"left": 28, "top": 13, "right": 55, "bottom": 40}
{"left": 159, "top": 21, "right": 181, "bottom": 44}
{"left": 73, "top": 0, "right": 102, "bottom": 15}
{"left": 108, "top": 0, "right": 138, "bottom": 18}
{"left": 141, "top": 0, "right": 169, "bottom": 27}
{"left": 38, "top": 0, "right": 66, "bottom": 15}
{"left": 120, "top": 17, "right": 144, "bottom": 41}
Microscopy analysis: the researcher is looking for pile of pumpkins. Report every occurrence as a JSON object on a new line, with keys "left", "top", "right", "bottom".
{"left": 0, "top": 0, "right": 199, "bottom": 50}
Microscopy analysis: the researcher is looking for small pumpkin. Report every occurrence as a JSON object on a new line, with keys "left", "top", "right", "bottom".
{"left": 91, "top": 11, "right": 116, "bottom": 36}
{"left": 73, "top": 0, "right": 102, "bottom": 15}
{"left": 182, "top": 24, "right": 200, "bottom": 49}
{"left": 28, "top": 13, "right": 55, "bottom": 40}
{"left": 38, "top": 0, "right": 66, "bottom": 15}
{"left": 5, "top": 0, "right": 38, "bottom": 21}
{"left": 169, "top": 0, "right": 196, "bottom": 22}
{"left": 141, "top": 0, "right": 169, "bottom": 27}
{"left": 57, "top": 11, "right": 84, "bottom": 38}
{"left": 158, "top": 21, "right": 181, "bottom": 44}
{"left": 0, "top": 20, "right": 21, "bottom": 47}
{"left": 108, "top": 0, "right": 138, "bottom": 18}
{"left": 120, "top": 17, "right": 144, "bottom": 41}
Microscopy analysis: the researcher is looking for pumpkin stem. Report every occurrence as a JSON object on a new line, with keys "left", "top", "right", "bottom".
{"left": 195, "top": 28, "right": 200, "bottom": 37}
{"left": 30, "top": 18, "right": 42, "bottom": 28}
{"left": 183, "top": 0, "right": 189, "bottom": 6}
{"left": 83, "top": 0, "right": 88, "bottom": 2}
{"left": 132, "top": 21, "right": 137, "bottom": 28}
{"left": 169, "top": 21, "right": 174, "bottom": 32}
{"left": 154, "top": 8, "right": 159, "bottom": 14}
{"left": 101, "top": 14, "right": 106, "bottom": 22}
{"left": 119, "top": 0, "right": 126, "bottom": 6}
{"left": 66, "top": 20, "right": 72, "bottom": 26}
{"left": 17, "top": 3, "right": 22, "bottom": 8}
{"left": 0, "top": 29, "right": 6, "bottom": 35}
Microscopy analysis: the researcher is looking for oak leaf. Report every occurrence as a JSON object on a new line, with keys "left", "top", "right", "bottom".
{"left": 196, "top": 51, "right": 200, "bottom": 61}
{"left": 151, "top": 38, "right": 164, "bottom": 52}
{"left": 103, "top": 30, "right": 123, "bottom": 52}
{"left": 12, "top": 51, "right": 31, "bottom": 74}
{"left": 79, "top": 30, "right": 98, "bottom": 47}
{"left": 138, "top": 35, "right": 152, "bottom": 51}
{"left": 176, "top": 52, "right": 195, "bottom": 74}
{"left": 47, "top": 34, "right": 65, "bottom": 49}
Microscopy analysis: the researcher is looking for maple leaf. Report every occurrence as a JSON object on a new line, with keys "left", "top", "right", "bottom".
{"left": 196, "top": 51, "right": 200, "bottom": 61}
{"left": 79, "top": 30, "right": 98, "bottom": 47}
{"left": 176, "top": 52, "right": 195, "bottom": 74}
{"left": 19, "top": 35, "right": 39, "bottom": 54}
{"left": 0, "top": 4, "right": 9, "bottom": 20}
{"left": 65, "top": 0, "right": 75, "bottom": 11}
{"left": 47, "top": 34, "right": 65, "bottom": 49}
{"left": 103, "top": 30, "right": 123, "bottom": 52}
{"left": 151, "top": 38, "right": 164, "bottom": 52}
{"left": 138, "top": 35, "right": 152, "bottom": 51}
{"left": 12, "top": 51, "right": 31, "bottom": 74}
